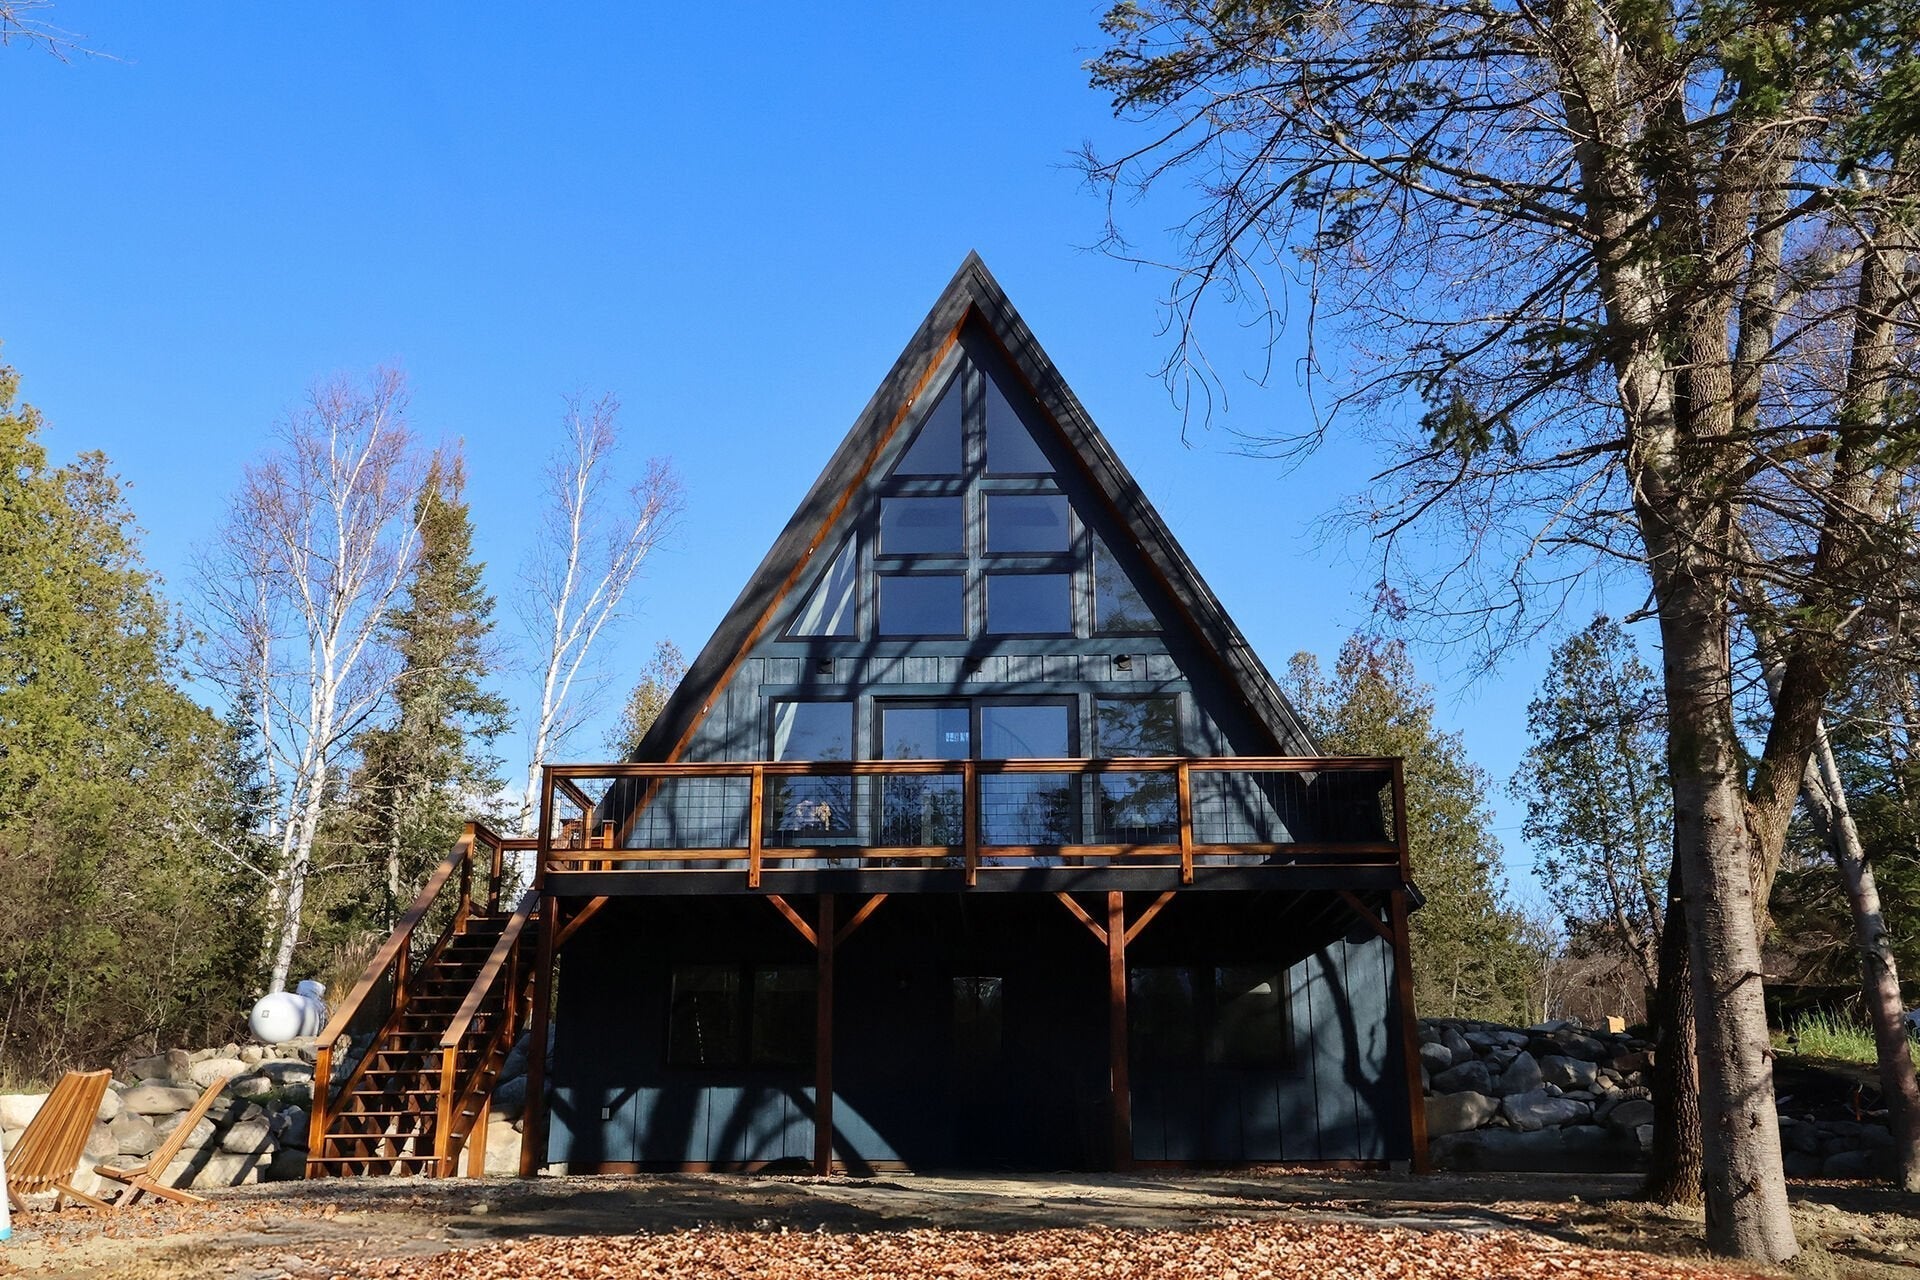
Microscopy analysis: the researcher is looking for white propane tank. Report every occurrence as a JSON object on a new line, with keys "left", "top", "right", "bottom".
{"left": 248, "top": 980, "right": 329, "bottom": 1045}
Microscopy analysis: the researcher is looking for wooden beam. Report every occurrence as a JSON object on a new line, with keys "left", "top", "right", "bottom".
{"left": 1338, "top": 890, "right": 1394, "bottom": 943}
{"left": 553, "top": 896, "right": 610, "bottom": 951}
{"left": 519, "top": 892, "right": 557, "bottom": 1178}
{"left": 833, "top": 893, "right": 889, "bottom": 948}
{"left": 465, "top": 1096, "right": 490, "bottom": 1179}
{"left": 1054, "top": 892, "right": 1107, "bottom": 946}
{"left": 1176, "top": 762, "right": 1194, "bottom": 885}
{"left": 748, "top": 765, "right": 765, "bottom": 890}
{"left": 766, "top": 893, "right": 818, "bottom": 949}
{"left": 1123, "top": 890, "right": 1177, "bottom": 947}
{"left": 1107, "top": 890, "right": 1132, "bottom": 1171}
{"left": 814, "top": 893, "right": 837, "bottom": 1175}
{"left": 1388, "top": 887, "right": 1430, "bottom": 1173}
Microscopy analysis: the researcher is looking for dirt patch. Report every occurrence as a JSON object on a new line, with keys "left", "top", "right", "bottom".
{"left": 0, "top": 1172, "right": 1914, "bottom": 1280}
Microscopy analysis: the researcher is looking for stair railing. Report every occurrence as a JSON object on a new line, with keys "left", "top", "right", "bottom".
{"left": 308, "top": 821, "right": 512, "bottom": 1169}
{"left": 432, "top": 888, "right": 540, "bottom": 1175}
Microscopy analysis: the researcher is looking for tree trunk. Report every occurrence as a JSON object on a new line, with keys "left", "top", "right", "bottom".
{"left": 1806, "top": 720, "right": 1920, "bottom": 1191}
{"left": 1644, "top": 867, "right": 1702, "bottom": 1205}
{"left": 1660, "top": 585, "right": 1797, "bottom": 1263}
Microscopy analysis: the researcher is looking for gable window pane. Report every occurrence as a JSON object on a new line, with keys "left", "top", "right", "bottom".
{"left": 1093, "top": 536, "right": 1155, "bottom": 633}
{"left": 879, "top": 704, "right": 966, "bottom": 845}
{"left": 892, "top": 379, "right": 964, "bottom": 476}
{"left": 986, "top": 573, "right": 1070, "bottom": 635}
{"left": 1095, "top": 697, "right": 1180, "bottom": 757}
{"left": 878, "top": 574, "right": 963, "bottom": 635}
{"left": 880, "top": 497, "right": 964, "bottom": 555}
{"left": 985, "top": 376, "right": 1051, "bottom": 474}
{"left": 769, "top": 701, "right": 852, "bottom": 843}
{"left": 789, "top": 539, "right": 857, "bottom": 636}
{"left": 667, "top": 966, "right": 743, "bottom": 1067}
{"left": 986, "top": 494, "right": 1069, "bottom": 553}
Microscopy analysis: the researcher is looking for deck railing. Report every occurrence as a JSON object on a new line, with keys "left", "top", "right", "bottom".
{"left": 536, "top": 757, "right": 1406, "bottom": 888}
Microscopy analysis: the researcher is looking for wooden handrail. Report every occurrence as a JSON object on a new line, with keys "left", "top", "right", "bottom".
{"left": 537, "top": 756, "right": 1407, "bottom": 887}
{"left": 439, "top": 891, "right": 539, "bottom": 1050}
{"left": 314, "top": 826, "right": 479, "bottom": 1049}
{"left": 547, "top": 755, "right": 1401, "bottom": 778}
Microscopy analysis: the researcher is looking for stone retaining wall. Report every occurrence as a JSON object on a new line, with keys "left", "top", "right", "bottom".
{"left": 1419, "top": 1017, "right": 1903, "bottom": 1178}
{"left": 0, "top": 1030, "right": 546, "bottom": 1202}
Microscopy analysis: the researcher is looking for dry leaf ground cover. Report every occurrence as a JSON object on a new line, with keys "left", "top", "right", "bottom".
{"left": 0, "top": 1171, "right": 1913, "bottom": 1280}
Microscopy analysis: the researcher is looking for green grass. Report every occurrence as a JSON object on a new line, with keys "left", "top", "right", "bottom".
{"left": 1774, "top": 1010, "right": 1920, "bottom": 1069}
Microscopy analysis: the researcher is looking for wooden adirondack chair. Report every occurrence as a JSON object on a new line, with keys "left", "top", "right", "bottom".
{"left": 4, "top": 1069, "right": 113, "bottom": 1212}
{"left": 95, "top": 1075, "right": 233, "bottom": 1208}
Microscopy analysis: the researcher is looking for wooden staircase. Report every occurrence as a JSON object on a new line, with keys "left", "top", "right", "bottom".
{"left": 307, "top": 823, "right": 541, "bottom": 1178}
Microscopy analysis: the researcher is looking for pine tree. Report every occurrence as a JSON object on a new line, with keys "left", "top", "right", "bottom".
{"left": 346, "top": 449, "right": 511, "bottom": 926}
{"left": 605, "top": 638, "right": 687, "bottom": 759}
{"left": 1283, "top": 634, "right": 1542, "bottom": 1022}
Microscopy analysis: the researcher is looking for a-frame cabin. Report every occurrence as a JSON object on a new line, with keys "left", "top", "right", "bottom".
{"left": 306, "top": 255, "right": 1426, "bottom": 1179}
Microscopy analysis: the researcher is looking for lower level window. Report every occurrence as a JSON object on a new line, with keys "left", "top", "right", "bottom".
{"left": 667, "top": 965, "right": 816, "bottom": 1068}
{"left": 1129, "top": 965, "right": 1291, "bottom": 1068}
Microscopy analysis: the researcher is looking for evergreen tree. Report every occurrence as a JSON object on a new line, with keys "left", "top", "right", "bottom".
{"left": 0, "top": 359, "right": 257, "bottom": 1074}
{"left": 344, "top": 449, "right": 511, "bottom": 927}
{"left": 1283, "top": 634, "right": 1541, "bottom": 1021}
{"left": 1513, "top": 618, "right": 1670, "bottom": 1005}
{"left": 605, "top": 638, "right": 687, "bottom": 759}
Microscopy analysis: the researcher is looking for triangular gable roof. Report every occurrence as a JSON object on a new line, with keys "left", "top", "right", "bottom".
{"left": 635, "top": 252, "right": 1319, "bottom": 763}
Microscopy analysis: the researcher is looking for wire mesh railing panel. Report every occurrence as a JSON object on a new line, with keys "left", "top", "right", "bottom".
{"left": 1091, "top": 769, "right": 1181, "bottom": 846}
{"left": 877, "top": 774, "right": 963, "bottom": 848}
{"left": 1189, "top": 768, "right": 1394, "bottom": 847}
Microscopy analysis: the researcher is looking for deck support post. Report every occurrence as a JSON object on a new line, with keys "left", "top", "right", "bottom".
{"left": 466, "top": 1096, "right": 491, "bottom": 1179}
{"left": 1106, "top": 889, "right": 1132, "bottom": 1171}
{"left": 814, "top": 892, "right": 837, "bottom": 1176}
{"left": 519, "top": 894, "right": 557, "bottom": 1177}
{"left": 1388, "top": 886, "right": 1430, "bottom": 1173}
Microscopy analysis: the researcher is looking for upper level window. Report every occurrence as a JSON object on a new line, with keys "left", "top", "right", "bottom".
{"left": 880, "top": 497, "right": 964, "bottom": 556}
{"left": 1093, "top": 536, "right": 1154, "bottom": 633}
{"left": 985, "top": 494, "right": 1069, "bottom": 553}
{"left": 878, "top": 573, "right": 964, "bottom": 636}
{"left": 788, "top": 539, "right": 857, "bottom": 637}
{"left": 985, "top": 572, "right": 1071, "bottom": 635}
{"left": 985, "top": 376, "right": 1051, "bottom": 474}
{"left": 892, "top": 378, "right": 964, "bottom": 476}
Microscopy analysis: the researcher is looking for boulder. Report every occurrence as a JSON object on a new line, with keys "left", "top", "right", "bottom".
{"left": 1419, "top": 1042, "right": 1454, "bottom": 1074}
{"left": 1541, "top": 1055, "right": 1599, "bottom": 1091}
{"left": 491, "top": 1075, "right": 528, "bottom": 1123}
{"left": 1425, "top": 1091, "right": 1499, "bottom": 1137}
{"left": 154, "top": 1113, "right": 216, "bottom": 1151}
{"left": 1609, "top": 1050, "right": 1653, "bottom": 1074}
{"left": 1430, "top": 1060, "right": 1493, "bottom": 1095}
{"left": 220, "top": 1119, "right": 274, "bottom": 1155}
{"left": 121, "top": 1083, "right": 202, "bottom": 1116}
{"left": 1499, "top": 1089, "right": 1591, "bottom": 1132}
{"left": 273, "top": 1105, "right": 310, "bottom": 1149}
{"left": 1437, "top": 1025, "right": 1475, "bottom": 1062}
{"left": 1494, "top": 1052, "right": 1544, "bottom": 1097}
{"left": 257, "top": 1061, "right": 314, "bottom": 1090}
{"left": 96, "top": 1088, "right": 123, "bottom": 1124}
{"left": 164, "top": 1150, "right": 265, "bottom": 1190}
{"left": 83, "top": 1123, "right": 119, "bottom": 1162}
{"left": 0, "top": 1093, "right": 47, "bottom": 1130}
{"left": 264, "top": 1146, "right": 309, "bottom": 1182}
{"left": 1605, "top": 1098, "right": 1656, "bottom": 1134}
{"left": 190, "top": 1057, "right": 250, "bottom": 1089}
{"left": 127, "top": 1054, "right": 175, "bottom": 1083}
{"left": 1783, "top": 1150, "right": 1826, "bottom": 1179}
{"left": 239, "top": 1045, "right": 268, "bottom": 1066}
{"left": 1824, "top": 1148, "right": 1894, "bottom": 1180}
{"left": 109, "top": 1113, "right": 159, "bottom": 1157}
{"left": 1550, "top": 1032, "right": 1610, "bottom": 1062}
{"left": 485, "top": 1117, "right": 524, "bottom": 1175}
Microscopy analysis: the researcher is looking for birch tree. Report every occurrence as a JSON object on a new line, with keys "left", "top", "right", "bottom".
{"left": 1084, "top": 0, "right": 1920, "bottom": 1261}
{"left": 198, "top": 369, "right": 426, "bottom": 993}
{"left": 515, "top": 394, "right": 682, "bottom": 833}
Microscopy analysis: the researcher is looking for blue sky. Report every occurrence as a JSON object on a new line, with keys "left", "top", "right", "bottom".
{"left": 0, "top": 3, "right": 1625, "bottom": 897}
